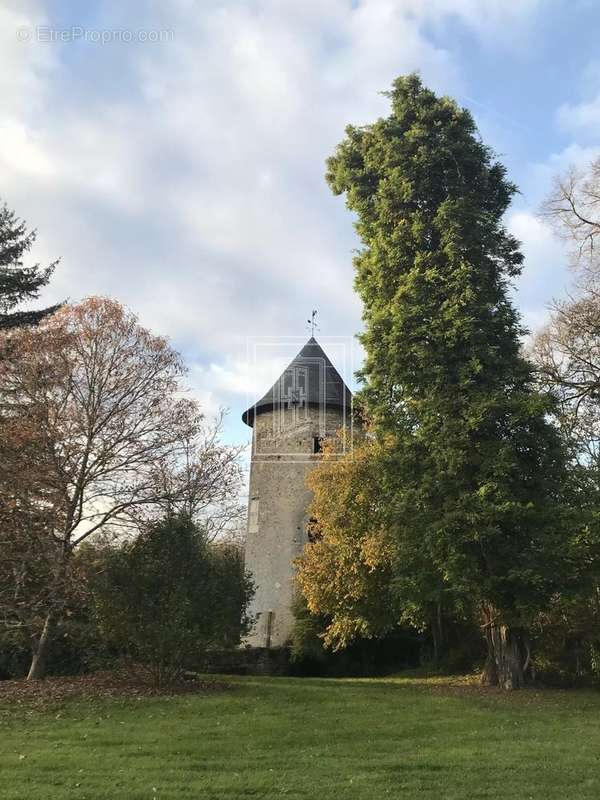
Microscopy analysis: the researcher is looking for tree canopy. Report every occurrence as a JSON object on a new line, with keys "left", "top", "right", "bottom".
{"left": 0, "top": 297, "right": 244, "bottom": 679}
{"left": 92, "top": 516, "right": 254, "bottom": 687}
{"left": 0, "top": 201, "right": 59, "bottom": 329}
{"left": 299, "top": 75, "right": 577, "bottom": 689}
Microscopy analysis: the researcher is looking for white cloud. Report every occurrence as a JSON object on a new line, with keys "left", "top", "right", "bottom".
{"left": 506, "top": 54, "right": 600, "bottom": 334}
{"left": 557, "top": 96, "right": 600, "bottom": 138}
{"left": 0, "top": 0, "right": 550, "bottom": 430}
{"left": 0, "top": 1, "right": 56, "bottom": 119}
{"left": 508, "top": 211, "right": 572, "bottom": 332}
{"left": 415, "top": 0, "right": 542, "bottom": 35}
{"left": 556, "top": 59, "right": 600, "bottom": 139}
{"left": 0, "top": 120, "right": 55, "bottom": 178}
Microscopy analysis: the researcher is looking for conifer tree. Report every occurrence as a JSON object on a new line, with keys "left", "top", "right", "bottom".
{"left": 0, "top": 201, "right": 59, "bottom": 329}
{"left": 309, "top": 75, "right": 575, "bottom": 689}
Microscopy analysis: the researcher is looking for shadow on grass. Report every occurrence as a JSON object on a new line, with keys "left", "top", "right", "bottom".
{"left": 222, "top": 669, "right": 600, "bottom": 712}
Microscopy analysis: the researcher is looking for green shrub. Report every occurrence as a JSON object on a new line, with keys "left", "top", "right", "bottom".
{"left": 92, "top": 516, "right": 254, "bottom": 687}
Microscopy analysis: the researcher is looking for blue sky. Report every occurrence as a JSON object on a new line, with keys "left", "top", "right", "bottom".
{"left": 3, "top": 0, "right": 600, "bottom": 449}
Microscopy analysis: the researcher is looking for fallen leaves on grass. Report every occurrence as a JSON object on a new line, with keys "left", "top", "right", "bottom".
{"left": 0, "top": 670, "right": 230, "bottom": 716}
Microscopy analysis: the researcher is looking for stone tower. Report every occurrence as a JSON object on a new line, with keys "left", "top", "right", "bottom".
{"left": 242, "top": 337, "right": 352, "bottom": 648}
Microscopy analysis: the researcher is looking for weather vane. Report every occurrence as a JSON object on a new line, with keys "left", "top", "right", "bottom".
{"left": 307, "top": 309, "right": 319, "bottom": 337}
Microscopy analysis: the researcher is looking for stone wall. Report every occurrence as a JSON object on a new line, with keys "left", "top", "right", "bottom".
{"left": 243, "top": 404, "right": 349, "bottom": 647}
{"left": 200, "top": 647, "right": 290, "bottom": 676}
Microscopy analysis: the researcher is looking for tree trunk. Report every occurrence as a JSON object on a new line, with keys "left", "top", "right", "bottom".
{"left": 27, "top": 613, "right": 53, "bottom": 680}
{"left": 480, "top": 613, "right": 531, "bottom": 690}
{"left": 480, "top": 626, "right": 499, "bottom": 686}
{"left": 430, "top": 602, "right": 444, "bottom": 667}
{"left": 431, "top": 622, "right": 440, "bottom": 666}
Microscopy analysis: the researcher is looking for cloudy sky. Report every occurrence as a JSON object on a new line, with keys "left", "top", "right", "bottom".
{"left": 3, "top": 0, "right": 600, "bottom": 447}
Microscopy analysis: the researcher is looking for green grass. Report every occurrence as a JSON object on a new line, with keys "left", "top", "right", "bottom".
{"left": 2, "top": 674, "right": 600, "bottom": 799}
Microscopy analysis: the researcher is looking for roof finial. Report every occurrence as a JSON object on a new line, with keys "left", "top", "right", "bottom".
{"left": 306, "top": 309, "right": 319, "bottom": 337}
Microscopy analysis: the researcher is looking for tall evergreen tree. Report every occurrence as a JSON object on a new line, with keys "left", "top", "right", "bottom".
{"left": 318, "top": 74, "right": 576, "bottom": 689}
{"left": 0, "top": 201, "right": 59, "bottom": 329}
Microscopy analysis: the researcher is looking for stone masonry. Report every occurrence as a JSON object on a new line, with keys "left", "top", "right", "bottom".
{"left": 242, "top": 338, "right": 352, "bottom": 648}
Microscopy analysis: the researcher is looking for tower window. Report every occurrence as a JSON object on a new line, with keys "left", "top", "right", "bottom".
{"left": 312, "top": 436, "right": 323, "bottom": 454}
{"left": 248, "top": 497, "right": 259, "bottom": 534}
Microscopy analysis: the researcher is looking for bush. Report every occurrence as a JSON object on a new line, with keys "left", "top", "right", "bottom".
{"left": 0, "top": 543, "right": 115, "bottom": 680}
{"left": 290, "top": 595, "right": 422, "bottom": 677}
{"left": 92, "top": 516, "right": 254, "bottom": 687}
{"left": 0, "top": 606, "right": 114, "bottom": 680}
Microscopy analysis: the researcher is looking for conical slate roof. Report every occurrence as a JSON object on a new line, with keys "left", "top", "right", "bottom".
{"left": 242, "top": 337, "right": 352, "bottom": 427}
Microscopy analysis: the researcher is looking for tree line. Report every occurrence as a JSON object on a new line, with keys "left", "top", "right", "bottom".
{"left": 295, "top": 75, "right": 600, "bottom": 690}
{"left": 0, "top": 208, "right": 253, "bottom": 683}
{"left": 5, "top": 76, "right": 600, "bottom": 691}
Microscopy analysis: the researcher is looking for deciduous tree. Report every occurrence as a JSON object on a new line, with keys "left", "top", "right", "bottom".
{"left": 541, "top": 158, "right": 600, "bottom": 283}
{"left": 297, "top": 438, "right": 402, "bottom": 650}
{"left": 532, "top": 295, "right": 600, "bottom": 473}
{"left": 147, "top": 412, "right": 245, "bottom": 540}
{"left": 0, "top": 297, "right": 242, "bottom": 679}
{"left": 297, "top": 436, "right": 467, "bottom": 664}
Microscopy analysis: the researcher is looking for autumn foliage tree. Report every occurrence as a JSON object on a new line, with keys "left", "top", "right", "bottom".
{"left": 0, "top": 415, "right": 66, "bottom": 655}
{"left": 297, "top": 438, "right": 401, "bottom": 650}
{"left": 297, "top": 436, "right": 464, "bottom": 664}
{"left": 298, "top": 75, "right": 576, "bottom": 689}
{"left": 0, "top": 297, "right": 243, "bottom": 679}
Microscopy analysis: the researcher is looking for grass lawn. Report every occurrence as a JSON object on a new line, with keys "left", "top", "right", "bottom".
{"left": 1, "top": 673, "right": 600, "bottom": 799}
